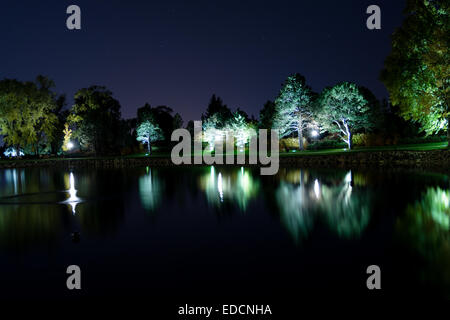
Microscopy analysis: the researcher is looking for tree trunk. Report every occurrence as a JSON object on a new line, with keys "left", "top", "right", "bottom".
{"left": 348, "top": 131, "right": 352, "bottom": 150}
{"left": 447, "top": 115, "right": 450, "bottom": 148}
{"left": 147, "top": 141, "right": 151, "bottom": 155}
{"left": 297, "top": 118, "right": 304, "bottom": 151}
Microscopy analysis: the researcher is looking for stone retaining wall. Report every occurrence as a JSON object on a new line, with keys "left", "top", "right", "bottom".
{"left": 0, "top": 150, "right": 449, "bottom": 170}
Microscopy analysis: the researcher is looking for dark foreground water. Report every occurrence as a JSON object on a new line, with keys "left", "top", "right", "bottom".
{"left": 0, "top": 166, "right": 449, "bottom": 305}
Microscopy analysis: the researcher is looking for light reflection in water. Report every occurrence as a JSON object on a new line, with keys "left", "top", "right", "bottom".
{"left": 62, "top": 172, "right": 81, "bottom": 215}
{"left": 397, "top": 187, "right": 450, "bottom": 290}
{"left": 218, "top": 173, "right": 223, "bottom": 202}
{"left": 4, "top": 169, "right": 25, "bottom": 195}
{"left": 276, "top": 170, "right": 372, "bottom": 243}
{"left": 199, "top": 166, "right": 259, "bottom": 211}
{"left": 138, "top": 167, "right": 163, "bottom": 212}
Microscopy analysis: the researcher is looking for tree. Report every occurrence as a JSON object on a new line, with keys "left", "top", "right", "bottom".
{"left": 202, "top": 114, "right": 220, "bottom": 151}
{"left": 273, "top": 74, "right": 315, "bottom": 150}
{"left": 137, "top": 103, "right": 179, "bottom": 145}
{"left": 173, "top": 113, "right": 183, "bottom": 129}
{"left": 62, "top": 123, "right": 72, "bottom": 152}
{"left": 68, "top": 86, "right": 122, "bottom": 155}
{"left": 229, "top": 111, "right": 255, "bottom": 152}
{"left": 380, "top": 0, "right": 449, "bottom": 143}
{"left": 202, "top": 94, "right": 233, "bottom": 129}
{"left": 259, "top": 100, "right": 276, "bottom": 129}
{"left": 317, "top": 82, "right": 371, "bottom": 150}
{"left": 0, "top": 76, "right": 59, "bottom": 155}
{"left": 136, "top": 120, "right": 163, "bottom": 154}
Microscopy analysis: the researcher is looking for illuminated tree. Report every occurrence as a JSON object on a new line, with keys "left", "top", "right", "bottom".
{"left": 229, "top": 111, "right": 256, "bottom": 152}
{"left": 136, "top": 119, "right": 163, "bottom": 154}
{"left": 381, "top": 0, "right": 449, "bottom": 142}
{"left": 62, "top": 123, "right": 72, "bottom": 152}
{"left": 0, "top": 76, "right": 59, "bottom": 155}
{"left": 68, "top": 86, "right": 122, "bottom": 155}
{"left": 273, "top": 74, "right": 315, "bottom": 151}
{"left": 201, "top": 94, "right": 233, "bottom": 128}
{"left": 317, "top": 82, "right": 371, "bottom": 150}
{"left": 203, "top": 114, "right": 221, "bottom": 151}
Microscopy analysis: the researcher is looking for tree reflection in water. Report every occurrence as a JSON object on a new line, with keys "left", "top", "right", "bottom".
{"left": 276, "top": 169, "right": 372, "bottom": 243}
{"left": 198, "top": 166, "right": 260, "bottom": 212}
{"left": 397, "top": 187, "right": 450, "bottom": 289}
{"left": 139, "top": 167, "right": 163, "bottom": 212}
{"left": 276, "top": 170, "right": 316, "bottom": 243}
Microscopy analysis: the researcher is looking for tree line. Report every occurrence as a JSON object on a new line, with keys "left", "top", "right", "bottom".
{"left": 0, "top": 0, "right": 447, "bottom": 157}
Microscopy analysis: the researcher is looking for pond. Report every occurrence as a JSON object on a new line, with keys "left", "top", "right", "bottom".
{"left": 0, "top": 166, "right": 449, "bottom": 303}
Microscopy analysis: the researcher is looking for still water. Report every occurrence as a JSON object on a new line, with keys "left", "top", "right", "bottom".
{"left": 0, "top": 166, "right": 449, "bottom": 301}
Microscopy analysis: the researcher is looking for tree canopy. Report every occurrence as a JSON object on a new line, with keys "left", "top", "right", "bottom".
{"left": 136, "top": 119, "right": 163, "bottom": 154}
{"left": 0, "top": 76, "right": 59, "bottom": 155}
{"left": 68, "top": 86, "right": 122, "bottom": 155}
{"left": 201, "top": 94, "right": 233, "bottom": 129}
{"left": 317, "top": 82, "right": 371, "bottom": 149}
{"left": 273, "top": 74, "right": 316, "bottom": 150}
{"left": 381, "top": 0, "right": 449, "bottom": 140}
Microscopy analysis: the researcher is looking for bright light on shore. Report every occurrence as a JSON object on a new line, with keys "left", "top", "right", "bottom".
{"left": 311, "top": 130, "right": 319, "bottom": 137}
{"left": 67, "top": 142, "right": 74, "bottom": 150}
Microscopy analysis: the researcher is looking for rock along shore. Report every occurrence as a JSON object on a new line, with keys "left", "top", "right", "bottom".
{"left": 0, "top": 149, "right": 449, "bottom": 170}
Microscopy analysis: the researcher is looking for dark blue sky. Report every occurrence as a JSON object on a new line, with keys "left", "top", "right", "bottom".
{"left": 0, "top": 0, "right": 405, "bottom": 122}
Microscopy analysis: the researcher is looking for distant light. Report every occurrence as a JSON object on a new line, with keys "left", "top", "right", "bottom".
{"left": 311, "top": 130, "right": 319, "bottom": 137}
{"left": 314, "top": 179, "right": 320, "bottom": 199}
{"left": 218, "top": 173, "right": 223, "bottom": 202}
{"left": 67, "top": 142, "right": 74, "bottom": 150}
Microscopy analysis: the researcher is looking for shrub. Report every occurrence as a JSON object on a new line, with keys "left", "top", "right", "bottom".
{"left": 352, "top": 133, "right": 368, "bottom": 147}
{"left": 398, "top": 135, "right": 447, "bottom": 145}
{"left": 280, "top": 137, "right": 308, "bottom": 151}
{"left": 308, "top": 139, "right": 346, "bottom": 150}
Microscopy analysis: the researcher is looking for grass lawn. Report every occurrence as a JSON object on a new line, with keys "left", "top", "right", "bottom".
{"left": 0, "top": 141, "right": 448, "bottom": 164}
{"left": 279, "top": 141, "right": 448, "bottom": 156}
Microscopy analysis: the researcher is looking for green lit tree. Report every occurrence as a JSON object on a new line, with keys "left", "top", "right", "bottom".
{"left": 201, "top": 94, "right": 233, "bottom": 129}
{"left": 68, "top": 86, "right": 122, "bottom": 155}
{"left": 202, "top": 114, "right": 220, "bottom": 151}
{"left": 273, "top": 74, "right": 315, "bottom": 151}
{"left": 136, "top": 120, "right": 163, "bottom": 154}
{"left": 380, "top": 0, "right": 449, "bottom": 142}
{"left": 229, "top": 111, "right": 255, "bottom": 152}
{"left": 317, "top": 82, "right": 371, "bottom": 150}
{"left": 0, "top": 76, "right": 59, "bottom": 155}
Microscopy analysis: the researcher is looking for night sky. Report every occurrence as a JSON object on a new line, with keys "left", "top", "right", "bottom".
{"left": 0, "top": 0, "right": 405, "bottom": 122}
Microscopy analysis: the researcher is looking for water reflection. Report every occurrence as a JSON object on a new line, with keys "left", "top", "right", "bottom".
{"left": 139, "top": 167, "right": 163, "bottom": 212}
{"left": 1, "top": 169, "right": 26, "bottom": 196}
{"left": 276, "top": 171, "right": 316, "bottom": 243}
{"left": 275, "top": 169, "right": 372, "bottom": 242}
{"left": 397, "top": 187, "right": 450, "bottom": 289}
{"left": 199, "top": 166, "right": 260, "bottom": 211}
{"left": 61, "top": 172, "right": 81, "bottom": 214}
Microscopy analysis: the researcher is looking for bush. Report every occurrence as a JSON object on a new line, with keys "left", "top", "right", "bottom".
{"left": 398, "top": 135, "right": 447, "bottom": 145}
{"left": 280, "top": 137, "right": 308, "bottom": 151}
{"left": 308, "top": 139, "right": 346, "bottom": 150}
{"left": 352, "top": 133, "right": 368, "bottom": 147}
{"left": 352, "top": 133, "right": 400, "bottom": 147}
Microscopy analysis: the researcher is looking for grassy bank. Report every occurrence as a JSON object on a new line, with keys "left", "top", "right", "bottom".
{"left": 0, "top": 141, "right": 448, "bottom": 165}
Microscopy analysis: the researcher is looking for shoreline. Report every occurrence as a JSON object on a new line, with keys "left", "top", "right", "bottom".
{"left": 1, "top": 149, "right": 449, "bottom": 170}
